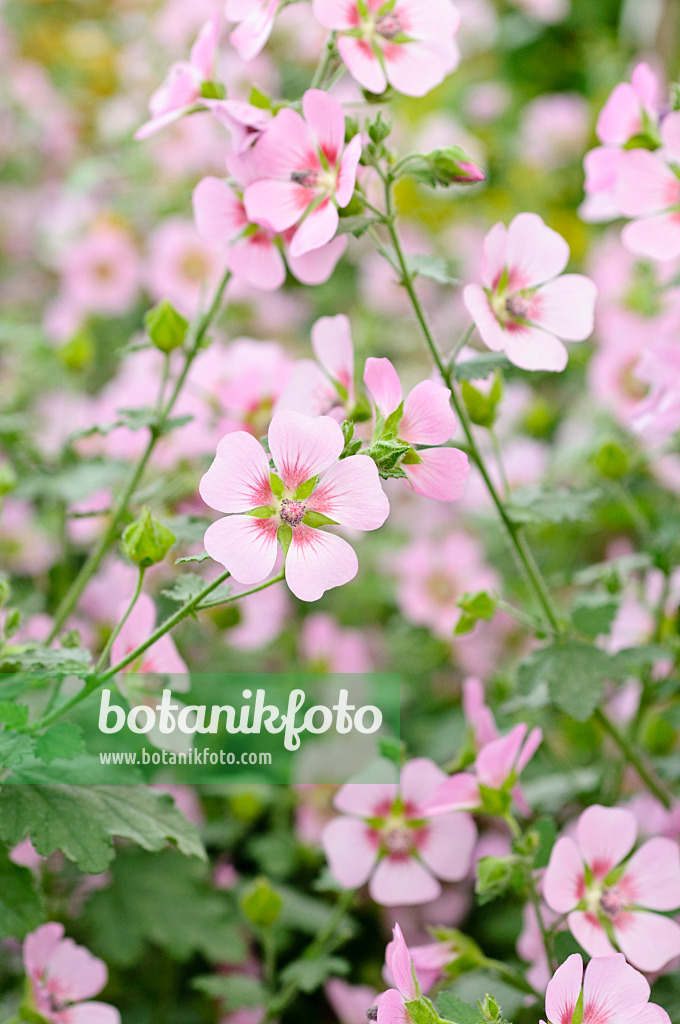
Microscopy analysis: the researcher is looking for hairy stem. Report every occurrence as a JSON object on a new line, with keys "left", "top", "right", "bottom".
{"left": 95, "top": 566, "right": 146, "bottom": 673}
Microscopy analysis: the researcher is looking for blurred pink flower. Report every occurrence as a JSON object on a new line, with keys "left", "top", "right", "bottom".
{"left": 462, "top": 677, "right": 498, "bottom": 749}
{"left": 277, "top": 314, "right": 355, "bottom": 419}
{"left": 543, "top": 804, "right": 680, "bottom": 972}
{"left": 23, "top": 923, "right": 120, "bottom": 1024}
{"left": 301, "top": 613, "right": 373, "bottom": 672}
{"left": 111, "top": 592, "right": 188, "bottom": 677}
{"left": 376, "top": 924, "right": 422, "bottom": 1024}
{"left": 61, "top": 223, "right": 141, "bottom": 317}
{"left": 542, "top": 953, "right": 670, "bottom": 1024}
{"left": 384, "top": 931, "right": 456, "bottom": 994}
{"left": 322, "top": 758, "right": 476, "bottom": 905}
{"left": 630, "top": 337, "right": 680, "bottom": 442}
{"left": 617, "top": 112, "right": 680, "bottom": 261}
{"left": 463, "top": 212, "right": 596, "bottom": 371}
{"left": 226, "top": 0, "right": 278, "bottom": 61}
{"left": 146, "top": 217, "right": 223, "bottom": 316}
{"left": 510, "top": 0, "right": 569, "bottom": 24}
{"left": 312, "top": 0, "right": 460, "bottom": 98}
{"left": 243, "top": 90, "right": 362, "bottom": 257}
{"left": 520, "top": 93, "right": 590, "bottom": 170}
{"left": 199, "top": 410, "right": 389, "bottom": 601}
{"left": 325, "top": 978, "right": 379, "bottom": 1024}
{"left": 597, "top": 62, "right": 661, "bottom": 147}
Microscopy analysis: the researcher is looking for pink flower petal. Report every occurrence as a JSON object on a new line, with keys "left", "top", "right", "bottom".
{"left": 387, "top": 924, "right": 419, "bottom": 1001}
{"left": 614, "top": 911, "right": 680, "bottom": 973}
{"left": 193, "top": 177, "right": 248, "bottom": 244}
{"left": 418, "top": 812, "right": 476, "bottom": 882}
{"left": 45, "top": 938, "right": 108, "bottom": 1002}
{"left": 400, "top": 758, "right": 447, "bottom": 808}
{"left": 111, "top": 593, "right": 157, "bottom": 664}
{"left": 62, "top": 1003, "right": 122, "bottom": 1024}
{"left": 463, "top": 284, "right": 507, "bottom": 352}
{"left": 400, "top": 380, "right": 456, "bottom": 445}
{"left": 289, "top": 200, "right": 339, "bottom": 257}
{"left": 204, "top": 515, "right": 278, "bottom": 584}
{"left": 333, "top": 779, "right": 398, "bottom": 817}
{"left": 421, "top": 773, "right": 481, "bottom": 814}
{"left": 544, "top": 837, "right": 585, "bottom": 913}
{"left": 516, "top": 726, "right": 542, "bottom": 773}
{"left": 661, "top": 109, "right": 680, "bottom": 163}
{"left": 287, "top": 234, "right": 347, "bottom": 285}
{"left": 596, "top": 82, "right": 644, "bottom": 146}
{"left": 321, "top": 815, "right": 379, "bottom": 887}
{"left": 189, "top": 14, "right": 219, "bottom": 80}
{"left": 545, "top": 952, "right": 583, "bottom": 1024}
{"left": 576, "top": 805, "right": 637, "bottom": 878}
{"left": 504, "top": 325, "right": 569, "bottom": 372}
{"left": 336, "top": 135, "right": 363, "bottom": 207}
{"left": 268, "top": 410, "right": 344, "bottom": 491}
{"left": 383, "top": 39, "right": 455, "bottom": 98}
{"left": 377, "top": 989, "right": 410, "bottom": 1024}
{"left": 533, "top": 274, "right": 597, "bottom": 341}
{"left": 252, "top": 107, "right": 319, "bottom": 179}
{"left": 244, "top": 178, "right": 310, "bottom": 233}
{"left": 403, "top": 447, "right": 469, "bottom": 502}
{"left": 480, "top": 221, "right": 508, "bottom": 290}
{"left": 308, "top": 455, "right": 390, "bottom": 530}
{"left": 303, "top": 88, "right": 346, "bottom": 166}
{"left": 24, "top": 923, "right": 65, "bottom": 976}
{"left": 311, "top": 314, "right": 354, "bottom": 391}
{"left": 567, "top": 911, "right": 617, "bottom": 959}
{"left": 582, "top": 953, "right": 651, "bottom": 1024}
{"left": 312, "top": 0, "right": 361, "bottom": 31}
{"left": 228, "top": 233, "right": 287, "bottom": 291}
{"left": 364, "top": 357, "right": 403, "bottom": 417}
{"left": 338, "top": 36, "right": 387, "bottom": 94}
{"left": 229, "top": 0, "right": 277, "bottom": 61}
{"left": 285, "top": 526, "right": 358, "bottom": 601}
{"left": 200, "top": 431, "right": 274, "bottom": 513}
{"left": 506, "top": 212, "right": 570, "bottom": 289}
{"left": 622, "top": 212, "right": 680, "bottom": 261}
{"left": 616, "top": 150, "right": 680, "bottom": 217}
{"left": 369, "top": 855, "right": 441, "bottom": 906}
{"left": 619, "top": 836, "right": 680, "bottom": 911}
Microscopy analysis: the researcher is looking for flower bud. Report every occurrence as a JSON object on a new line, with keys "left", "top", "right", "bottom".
{"left": 461, "top": 372, "right": 503, "bottom": 428}
{"left": 593, "top": 440, "right": 629, "bottom": 480}
{"left": 240, "top": 877, "right": 283, "bottom": 929}
{"left": 122, "top": 506, "right": 175, "bottom": 567}
{"left": 407, "top": 146, "right": 486, "bottom": 188}
{"left": 144, "top": 299, "right": 189, "bottom": 354}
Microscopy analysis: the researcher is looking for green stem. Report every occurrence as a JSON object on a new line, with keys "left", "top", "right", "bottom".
{"left": 483, "top": 957, "right": 541, "bottom": 999}
{"left": 527, "top": 876, "right": 557, "bottom": 974}
{"left": 489, "top": 427, "right": 510, "bottom": 499}
{"left": 46, "top": 269, "right": 231, "bottom": 643}
{"left": 262, "top": 928, "right": 278, "bottom": 992}
{"left": 95, "top": 566, "right": 146, "bottom": 673}
{"left": 594, "top": 708, "right": 673, "bottom": 809}
{"left": 311, "top": 31, "right": 338, "bottom": 89}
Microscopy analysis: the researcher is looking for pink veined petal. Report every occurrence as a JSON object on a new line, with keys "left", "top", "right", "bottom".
{"left": 616, "top": 150, "right": 680, "bottom": 217}
{"left": 333, "top": 778, "right": 399, "bottom": 817}
{"left": 229, "top": 0, "right": 277, "bottom": 61}
{"left": 311, "top": 0, "right": 361, "bottom": 30}
{"left": 544, "top": 837, "right": 586, "bottom": 913}
{"left": 660, "top": 109, "right": 680, "bottom": 164}
{"left": 111, "top": 593, "right": 157, "bottom": 664}
{"left": 321, "top": 815, "right": 379, "bottom": 887}
{"left": 287, "top": 234, "right": 347, "bottom": 285}
{"left": 505, "top": 212, "right": 570, "bottom": 289}
{"left": 596, "top": 82, "right": 644, "bottom": 145}
{"left": 276, "top": 360, "right": 335, "bottom": 416}
{"left": 311, "top": 314, "right": 354, "bottom": 390}
{"left": 634, "top": 1007, "right": 672, "bottom": 1024}
{"left": 420, "top": 773, "right": 481, "bottom": 815}
{"left": 582, "top": 953, "right": 651, "bottom": 1024}
{"left": 369, "top": 854, "right": 441, "bottom": 906}
{"left": 567, "top": 911, "right": 618, "bottom": 959}
{"left": 193, "top": 177, "right": 247, "bottom": 243}
{"left": 268, "top": 409, "right": 344, "bottom": 491}
{"left": 532, "top": 274, "right": 597, "bottom": 341}
{"left": 400, "top": 758, "right": 447, "bottom": 809}
{"left": 61, "top": 1003, "right": 122, "bottom": 1024}
{"left": 199, "top": 430, "right": 274, "bottom": 513}
{"left": 576, "top": 805, "right": 637, "bottom": 878}
{"left": 190, "top": 14, "right": 219, "bottom": 79}
{"left": 613, "top": 911, "right": 680, "bottom": 974}
{"left": 545, "top": 953, "right": 583, "bottom": 1024}
{"left": 504, "top": 325, "right": 569, "bottom": 372}
{"left": 400, "top": 380, "right": 456, "bottom": 445}
{"left": 24, "top": 923, "right": 65, "bottom": 976}
{"left": 228, "top": 232, "right": 287, "bottom": 291}
{"left": 364, "top": 357, "right": 403, "bottom": 416}
{"left": 308, "top": 455, "right": 390, "bottom": 530}
{"left": 475, "top": 723, "right": 528, "bottom": 789}
{"left": 377, "top": 989, "right": 411, "bottom": 1024}
{"left": 336, "top": 134, "right": 363, "bottom": 207}
{"left": 619, "top": 837, "right": 680, "bottom": 911}
{"left": 251, "top": 107, "right": 319, "bottom": 179}
{"left": 388, "top": 924, "right": 419, "bottom": 1001}
{"left": 45, "top": 939, "right": 107, "bottom": 1002}
{"left": 303, "top": 88, "right": 346, "bottom": 166}
{"left": 382, "top": 40, "right": 453, "bottom": 99}
{"left": 417, "top": 812, "right": 477, "bottom": 882}
{"left": 622, "top": 212, "right": 680, "bottom": 261}
{"left": 284, "top": 526, "right": 358, "bottom": 601}
{"left": 337, "top": 35, "right": 388, "bottom": 94}
{"left": 403, "top": 447, "right": 469, "bottom": 502}
{"left": 462, "top": 284, "right": 508, "bottom": 352}
{"left": 480, "top": 221, "right": 509, "bottom": 290}
{"left": 289, "top": 200, "right": 339, "bottom": 257}
{"left": 244, "top": 179, "right": 311, "bottom": 234}
{"left": 395, "top": 0, "right": 461, "bottom": 39}
{"left": 203, "top": 515, "right": 278, "bottom": 585}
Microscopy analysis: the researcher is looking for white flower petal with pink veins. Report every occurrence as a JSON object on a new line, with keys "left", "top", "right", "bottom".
{"left": 309, "top": 455, "right": 389, "bottom": 530}
{"left": 575, "top": 805, "right": 637, "bottom": 878}
{"left": 581, "top": 954, "right": 656, "bottom": 1024}
{"left": 228, "top": 232, "right": 287, "bottom": 291}
{"left": 200, "top": 431, "right": 274, "bottom": 513}
{"left": 204, "top": 515, "right": 278, "bottom": 585}
{"left": 462, "top": 284, "right": 508, "bottom": 352}
{"left": 311, "top": 314, "right": 354, "bottom": 391}
{"left": 418, "top": 811, "right": 477, "bottom": 882}
{"left": 369, "top": 854, "right": 441, "bottom": 906}
{"left": 622, "top": 212, "right": 680, "bottom": 262}
{"left": 613, "top": 910, "right": 680, "bottom": 973}
{"left": 505, "top": 212, "right": 570, "bottom": 289}
{"left": 377, "top": 988, "right": 411, "bottom": 1024}
{"left": 289, "top": 200, "right": 339, "bottom": 258}
{"left": 618, "top": 836, "right": 680, "bottom": 911}
{"left": 284, "top": 526, "right": 359, "bottom": 601}
{"left": 322, "top": 815, "right": 379, "bottom": 887}
{"left": 533, "top": 274, "right": 597, "bottom": 341}
{"left": 503, "top": 325, "right": 569, "bottom": 372}
{"left": 567, "top": 911, "right": 617, "bottom": 959}
{"left": 400, "top": 380, "right": 456, "bottom": 445}
{"left": 364, "top": 357, "right": 403, "bottom": 416}
{"left": 544, "top": 952, "right": 583, "bottom": 1024}
{"left": 337, "top": 35, "right": 388, "bottom": 93}
{"left": 543, "top": 836, "right": 585, "bottom": 913}
{"left": 62, "top": 1003, "right": 122, "bottom": 1024}
{"left": 403, "top": 447, "right": 469, "bottom": 502}
{"left": 268, "top": 410, "right": 344, "bottom": 492}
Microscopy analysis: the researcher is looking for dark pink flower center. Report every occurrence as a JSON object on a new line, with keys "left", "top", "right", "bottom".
{"left": 279, "top": 499, "right": 306, "bottom": 527}
{"left": 600, "top": 886, "right": 624, "bottom": 920}
{"left": 505, "top": 294, "right": 531, "bottom": 320}
{"left": 376, "top": 12, "right": 402, "bottom": 38}
{"left": 382, "top": 824, "right": 414, "bottom": 855}
{"left": 291, "top": 169, "right": 319, "bottom": 188}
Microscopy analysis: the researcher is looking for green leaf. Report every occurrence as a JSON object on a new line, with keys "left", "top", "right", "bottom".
{"left": 453, "top": 354, "right": 512, "bottom": 381}
{"left": 518, "top": 640, "right": 611, "bottom": 721}
{"left": 336, "top": 214, "right": 380, "bottom": 237}
{"left": 0, "top": 785, "right": 205, "bottom": 873}
{"left": 294, "top": 476, "right": 318, "bottom": 500}
{"left": 455, "top": 591, "right": 497, "bottom": 635}
{"left": 34, "top": 723, "right": 86, "bottom": 763}
{"left": 193, "top": 974, "right": 266, "bottom": 1007}
{"left": 571, "top": 591, "right": 620, "bottom": 638}
{"left": 532, "top": 817, "right": 557, "bottom": 869}
{"left": 506, "top": 487, "right": 601, "bottom": 525}
{"left": 175, "top": 552, "right": 211, "bottom": 564}
{"left": 0, "top": 848, "right": 44, "bottom": 940}
{"left": 461, "top": 373, "right": 503, "bottom": 428}
{"left": 0, "top": 646, "right": 93, "bottom": 675}
{"left": 0, "top": 702, "right": 28, "bottom": 728}
{"left": 0, "top": 731, "right": 35, "bottom": 770}
{"left": 406, "top": 254, "right": 459, "bottom": 286}
{"left": 280, "top": 956, "right": 349, "bottom": 993}
{"left": 302, "top": 510, "right": 339, "bottom": 528}
{"left": 436, "top": 991, "right": 481, "bottom": 1024}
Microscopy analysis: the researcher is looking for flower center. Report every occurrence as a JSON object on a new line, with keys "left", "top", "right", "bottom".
{"left": 375, "top": 12, "right": 402, "bottom": 38}
{"left": 382, "top": 822, "right": 413, "bottom": 855}
{"left": 505, "top": 294, "right": 530, "bottom": 320}
{"left": 291, "top": 169, "right": 318, "bottom": 188}
{"left": 279, "top": 498, "right": 307, "bottom": 527}
{"left": 599, "top": 886, "right": 624, "bottom": 920}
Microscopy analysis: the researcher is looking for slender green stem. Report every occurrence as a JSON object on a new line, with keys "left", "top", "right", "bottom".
{"left": 95, "top": 566, "right": 145, "bottom": 673}
{"left": 311, "top": 31, "right": 338, "bottom": 89}
{"left": 46, "top": 269, "right": 231, "bottom": 643}
{"left": 262, "top": 928, "right": 278, "bottom": 992}
{"left": 610, "top": 480, "right": 651, "bottom": 544}
{"left": 489, "top": 427, "right": 510, "bottom": 499}
{"left": 527, "top": 876, "right": 557, "bottom": 974}
{"left": 594, "top": 708, "right": 673, "bottom": 809}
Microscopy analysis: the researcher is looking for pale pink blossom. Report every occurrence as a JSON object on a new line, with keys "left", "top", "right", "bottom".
{"left": 463, "top": 212, "right": 597, "bottom": 371}
{"left": 325, "top": 979, "right": 379, "bottom": 1024}
{"left": 597, "top": 62, "right": 661, "bottom": 147}
{"left": 510, "top": 0, "right": 569, "bottom": 24}
{"left": 384, "top": 932, "right": 456, "bottom": 994}
{"left": 462, "top": 677, "right": 498, "bottom": 749}
{"left": 23, "top": 923, "right": 121, "bottom": 1024}
{"left": 110, "top": 592, "right": 189, "bottom": 679}
{"left": 376, "top": 924, "right": 420, "bottom": 1024}
{"left": 520, "top": 93, "right": 590, "bottom": 170}
{"left": 199, "top": 410, "right": 389, "bottom": 602}
{"left": 617, "top": 112, "right": 680, "bottom": 261}
{"left": 60, "top": 223, "right": 141, "bottom": 317}
{"left": 517, "top": 901, "right": 558, "bottom": 993}
{"left": 277, "top": 315, "right": 355, "bottom": 419}
{"left": 322, "top": 758, "right": 476, "bottom": 906}
{"left": 543, "top": 804, "right": 680, "bottom": 972}
{"left": 630, "top": 337, "right": 680, "bottom": 442}
{"left": 226, "top": 0, "right": 278, "bottom": 61}
{"left": 146, "top": 217, "right": 223, "bottom": 316}
{"left": 301, "top": 613, "right": 373, "bottom": 673}
{"left": 243, "top": 90, "right": 362, "bottom": 257}
{"left": 541, "top": 953, "right": 670, "bottom": 1024}
{"left": 364, "top": 357, "right": 469, "bottom": 501}
{"left": 312, "top": 0, "right": 460, "bottom": 98}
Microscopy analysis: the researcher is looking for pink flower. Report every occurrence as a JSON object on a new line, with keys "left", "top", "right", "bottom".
{"left": 322, "top": 758, "right": 476, "bottom": 905}
{"left": 136, "top": 14, "right": 220, "bottom": 139}
{"left": 630, "top": 337, "right": 680, "bottom": 443}
{"left": 146, "top": 217, "right": 223, "bottom": 316}
{"left": 377, "top": 924, "right": 420, "bottom": 1024}
{"left": 199, "top": 410, "right": 389, "bottom": 602}
{"left": 243, "top": 89, "right": 362, "bottom": 258}
{"left": 325, "top": 979, "right": 379, "bottom": 1024}
{"left": 364, "top": 357, "right": 469, "bottom": 501}
{"left": 463, "top": 212, "right": 597, "bottom": 371}
{"left": 384, "top": 932, "right": 456, "bottom": 994}
{"left": 301, "top": 613, "right": 373, "bottom": 672}
{"left": 520, "top": 93, "right": 590, "bottom": 170}
{"left": 23, "top": 922, "right": 121, "bottom": 1024}
{"left": 542, "top": 953, "right": 670, "bottom": 1024}
{"left": 462, "top": 677, "right": 499, "bottom": 749}
{"left": 422, "top": 723, "right": 542, "bottom": 815}
{"left": 277, "top": 314, "right": 355, "bottom": 419}
{"left": 543, "top": 804, "right": 680, "bottom": 972}
{"left": 61, "top": 223, "right": 141, "bottom": 317}
{"left": 110, "top": 592, "right": 189, "bottom": 678}
{"left": 597, "top": 62, "right": 661, "bottom": 147}
{"left": 617, "top": 112, "right": 680, "bottom": 261}
{"left": 226, "top": 0, "right": 278, "bottom": 61}
{"left": 312, "top": 0, "right": 460, "bottom": 98}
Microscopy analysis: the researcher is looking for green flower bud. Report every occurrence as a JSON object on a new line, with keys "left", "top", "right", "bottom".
{"left": 144, "top": 299, "right": 189, "bottom": 354}
{"left": 122, "top": 507, "right": 175, "bottom": 567}
{"left": 461, "top": 372, "right": 503, "bottom": 428}
{"left": 240, "top": 877, "right": 283, "bottom": 929}
{"left": 594, "top": 440, "right": 629, "bottom": 480}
